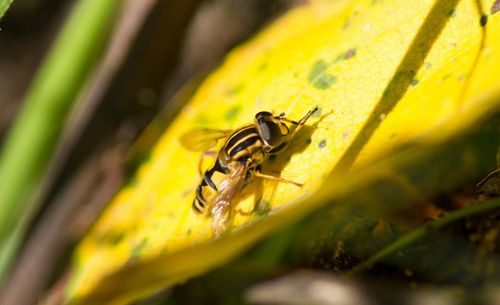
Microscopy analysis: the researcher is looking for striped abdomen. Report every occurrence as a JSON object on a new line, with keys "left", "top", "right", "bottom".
{"left": 193, "top": 159, "right": 227, "bottom": 213}
{"left": 193, "top": 181, "right": 208, "bottom": 213}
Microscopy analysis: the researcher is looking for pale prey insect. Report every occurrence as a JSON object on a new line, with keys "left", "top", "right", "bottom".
{"left": 181, "top": 106, "right": 318, "bottom": 237}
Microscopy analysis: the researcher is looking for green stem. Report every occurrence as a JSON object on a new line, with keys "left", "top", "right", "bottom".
{"left": 348, "top": 197, "right": 500, "bottom": 275}
{"left": 0, "top": 0, "right": 120, "bottom": 282}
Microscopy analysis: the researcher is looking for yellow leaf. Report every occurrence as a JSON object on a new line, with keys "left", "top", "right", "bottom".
{"left": 66, "top": 0, "right": 500, "bottom": 304}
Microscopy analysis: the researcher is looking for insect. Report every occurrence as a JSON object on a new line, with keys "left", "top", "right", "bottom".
{"left": 181, "top": 106, "right": 319, "bottom": 237}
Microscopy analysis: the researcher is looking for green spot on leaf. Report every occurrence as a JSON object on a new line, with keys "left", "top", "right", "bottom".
{"left": 225, "top": 105, "right": 242, "bottom": 121}
{"left": 334, "top": 48, "right": 357, "bottom": 62}
{"left": 254, "top": 200, "right": 271, "bottom": 216}
{"left": 131, "top": 238, "right": 148, "bottom": 258}
{"left": 318, "top": 139, "right": 327, "bottom": 149}
{"left": 308, "top": 60, "right": 337, "bottom": 90}
{"left": 258, "top": 60, "right": 268, "bottom": 71}
{"left": 226, "top": 85, "right": 244, "bottom": 96}
{"left": 196, "top": 115, "right": 210, "bottom": 124}
{"left": 96, "top": 231, "right": 125, "bottom": 245}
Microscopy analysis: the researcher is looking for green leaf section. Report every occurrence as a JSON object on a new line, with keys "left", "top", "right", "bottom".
{"left": 0, "top": 0, "right": 121, "bottom": 283}
{"left": 0, "top": 0, "right": 13, "bottom": 19}
{"left": 66, "top": 0, "right": 500, "bottom": 303}
{"left": 71, "top": 96, "right": 499, "bottom": 305}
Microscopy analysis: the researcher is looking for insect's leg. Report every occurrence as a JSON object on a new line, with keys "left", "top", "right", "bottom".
{"left": 199, "top": 150, "right": 217, "bottom": 176}
{"left": 254, "top": 171, "right": 303, "bottom": 187}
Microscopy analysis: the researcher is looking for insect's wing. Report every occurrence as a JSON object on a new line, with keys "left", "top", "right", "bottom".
{"left": 211, "top": 163, "right": 247, "bottom": 237}
{"left": 214, "top": 164, "right": 247, "bottom": 210}
{"left": 180, "top": 128, "right": 232, "bottom": 152}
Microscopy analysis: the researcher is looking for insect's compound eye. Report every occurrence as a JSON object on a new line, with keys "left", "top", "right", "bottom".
{"left": 256, "top": 117, "right": 283, "bottom": 147}
{"left": 255, "top": 111, "right": 273, "bottom": 121}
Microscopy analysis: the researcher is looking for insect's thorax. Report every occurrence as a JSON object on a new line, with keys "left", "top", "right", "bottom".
{"left": 219, "top": 124, "right": 266, "bottom": 166}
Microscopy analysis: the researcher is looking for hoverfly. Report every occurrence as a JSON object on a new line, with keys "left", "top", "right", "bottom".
{"left": 181, "top": 106, "right": 319, "bottom": 237}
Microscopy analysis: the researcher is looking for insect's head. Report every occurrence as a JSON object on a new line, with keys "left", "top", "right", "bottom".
{"left": 254, "top": 111, "right": 290, "bottom": 148}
